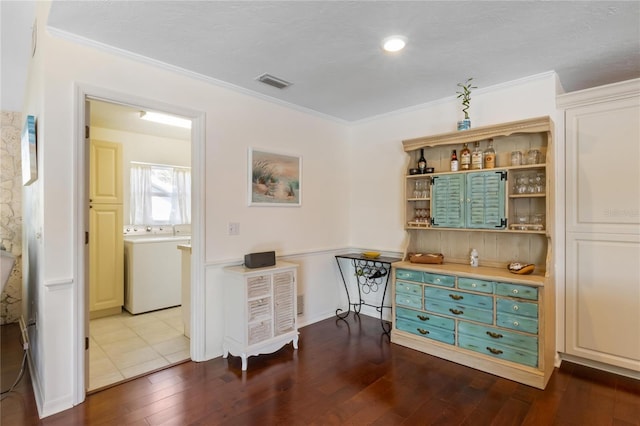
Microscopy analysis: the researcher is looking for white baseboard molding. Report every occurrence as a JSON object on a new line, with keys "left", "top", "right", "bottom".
{"left": 559, "top": 353, "right": 640, "bottom": 380}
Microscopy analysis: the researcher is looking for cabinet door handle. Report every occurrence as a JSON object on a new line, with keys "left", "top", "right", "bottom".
{"left": 449, "top": 308, "right": 464, "bottom": 315}
{"left": 486, "top": 331, "right": 503, "bottom": 339}
{"left": 449, "top": 294, "right": 463, "bottom": 300}
{"left": 512, "top": 305, "right": 519, "bottom": 311}
{"left": 417, "top": 315, "right": 429, "bottom": 321}
{"left": 417, "top": 328, "right": 430, "bottom": 335}
{"left": 486, "top": 347, "right": 503, "bottom": 355}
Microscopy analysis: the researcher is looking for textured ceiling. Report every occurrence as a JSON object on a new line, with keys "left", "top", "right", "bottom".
{"left": 8, "top": 1, "right": 640, "bottom": 123}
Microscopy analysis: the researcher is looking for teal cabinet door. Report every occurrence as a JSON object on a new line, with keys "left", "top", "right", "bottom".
{"left": 465, "top": 171, "right": 507, "bottom": 229}
{"left": 432, "top": 174, "right": 465, "bottom": 228}
{"left": 432, "top": 171, "right": 506, "bottom": 229}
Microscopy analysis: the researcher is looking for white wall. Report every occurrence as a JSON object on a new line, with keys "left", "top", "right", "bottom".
{"left": 22, "top": 2, "right": 565, "bottom": 418}
{"left": 24, "top": 1, "right": 350, "bottom": 417}
{"left": 348, "top": 73, "right": 560, "bottom": 252}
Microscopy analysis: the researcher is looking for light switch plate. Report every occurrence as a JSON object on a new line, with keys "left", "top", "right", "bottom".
{"left": 228, "top": 222, "right": 240, "bottom": 235}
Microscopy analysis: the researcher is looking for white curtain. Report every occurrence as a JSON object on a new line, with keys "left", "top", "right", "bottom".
{"left": 130, "top": 164, "right": 191, "bottom": 225}
{"left": 130, "top": 165, "right": 153, "bottom": 224}
{"left": 171, "top": 168, "right": 191, "bottom": 224}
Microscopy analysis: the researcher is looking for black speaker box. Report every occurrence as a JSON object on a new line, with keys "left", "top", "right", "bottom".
{"left": 244, "top": 251, "right": 276, "bottom": 269}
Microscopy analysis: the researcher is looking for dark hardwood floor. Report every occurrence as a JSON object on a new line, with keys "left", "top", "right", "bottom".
{"left": 2, "top": 315, "right": 639, "bottom": 425}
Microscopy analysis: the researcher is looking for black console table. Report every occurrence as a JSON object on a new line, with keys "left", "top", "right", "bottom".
{"left": 335, "top": 253, "right": 401, "bottom": 335}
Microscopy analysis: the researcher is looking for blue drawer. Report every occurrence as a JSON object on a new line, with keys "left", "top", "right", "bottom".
{"left": 395, "top": 293, "right": 422, "bottom": 310}
{"left": 458, "top": 321, "right": 538, "bottom": 353}
{"left": 425, "top": 286, "right": 493, "bottom": 310}
{"left": 496, "top": 312, "right": 539, "bottom": 334}
{"left": 495, "top": 283, "right": 538, "bottom": 301}
{"left": 395, "top": 306, "right": 454, "bottom": 330}
{"left": 395, "top": 269, "right": 423, "bottom": 283}
{"left": 458, "top": 334, "right": 538, "bottom": 368}
{"left": 497, "top": 299, "right": 538, "bottom": 319}
{"left": 423, "top": 272, "right": 455, "bottom": 288}
{"left": 396, "top": 318, "right": 455, "bottom": 345}
{"left": 396, "top": 281, "right": 422, "bottom": 297}
{"left": 426, "top": 299, "right": 493, "bottom": 324}
{"left": 458, "top": 277, "right": 495, "bottom": 294}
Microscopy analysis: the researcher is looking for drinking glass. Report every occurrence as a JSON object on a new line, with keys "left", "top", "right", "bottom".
{"left": 515, "top": 175, "right": 527, "bottom": 194}
{"left": 532, "top": 213, "right": 545, "bottom": 230}
{"left": 527, "top": 174, "right": 536, "bottom": 193}
{"left": 535, "top": 172, "right": 545, "bottom": 193}
{"left": 413, "top": 180, "right": 422, "bottom": 198}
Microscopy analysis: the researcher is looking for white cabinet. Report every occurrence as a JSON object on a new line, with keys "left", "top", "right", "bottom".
{"left": 559, "top": 78, "right": 640, "bottom": 375}
{"left": 223, "top": 262, "right": 299, "bottom": 371}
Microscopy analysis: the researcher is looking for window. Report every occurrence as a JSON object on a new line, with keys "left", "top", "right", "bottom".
{"left": 130, "top": 163, "right": 191, "bottom": 225}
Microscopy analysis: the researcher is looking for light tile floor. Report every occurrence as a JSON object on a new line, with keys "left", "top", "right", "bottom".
{"left": 89, "top": 307, "right": 190, "bottom": 391}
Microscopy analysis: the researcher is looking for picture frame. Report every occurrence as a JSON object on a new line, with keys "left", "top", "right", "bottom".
{"left": 21, "top": 115, "right": 37, "bottom": 186}
{"left": 248, "top": 148, "right": 302, "bottom": 206}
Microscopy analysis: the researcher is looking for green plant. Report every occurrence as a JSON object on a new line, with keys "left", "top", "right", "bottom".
{"left": 456, "top": 77, "right": 477, "bottom": 120}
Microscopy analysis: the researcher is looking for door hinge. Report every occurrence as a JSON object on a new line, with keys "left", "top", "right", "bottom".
{"left": 497, "top": 218, "right": 508, "bottom": 228}
{"left": 85, "top": 231, "right": 89, "bottom": 245}
{"left": 85, "top": 125, "right": 90, "bottom": 139}
{"left": 85, "top": 337, "right": 89, "bottom": 350}
{"left": 500, "top": 171, "right": 507, "bottom": 180}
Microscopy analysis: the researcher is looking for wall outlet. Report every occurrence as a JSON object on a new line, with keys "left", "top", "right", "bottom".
{"left": 228, "top": 222, "right": 240, "bottom": 236}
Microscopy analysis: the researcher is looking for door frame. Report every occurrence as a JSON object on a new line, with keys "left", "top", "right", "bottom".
{"left": 73, "top": 83, "right": 206, "bottom": 403}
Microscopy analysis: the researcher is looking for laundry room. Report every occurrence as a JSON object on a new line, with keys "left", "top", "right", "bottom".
{"left": 87, "top": 99, "right": 192, "bottom": 391}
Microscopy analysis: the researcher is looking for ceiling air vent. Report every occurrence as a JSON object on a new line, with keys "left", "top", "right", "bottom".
{"left": 256, "top": 73, "right": 292, "bottom": 89}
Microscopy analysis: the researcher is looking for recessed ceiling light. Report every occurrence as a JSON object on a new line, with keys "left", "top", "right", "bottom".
{"left": 140, "top": 111, "right": 191, "bottom": 129}
{"left": 382, "top": 35, "right": 407, "bottom": 52}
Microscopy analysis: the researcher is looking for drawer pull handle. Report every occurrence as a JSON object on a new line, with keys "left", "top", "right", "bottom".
{"left": 417, "top": 315, "right": 429, "bottom": 321}
{"left": 513, "top": 321, "right": 520, "bottom": 327}
{"left": 417, "top": 328, "right": 430, "bottom": 335}
{"left": 512, "top": 289, "right": 519, "bottom": 294}
{"left": 449, "top": 308, "right": 464, "bottom": 315}
{"left": 471, "top": 283, "right": 477, "bottom": 288}
{"left": 435, "top": 278, "right": 441, "bottom": 282}
{"left": 486, "top": 331, "right": 503, "bottom": 339}
{"left": 512, "top": 305, "right": 519, "bottom": 311}
{"left": 449, "top": 294, "right": 464, "bottom": 300}
{"left": 486, "top": 347, "right": 503, "bottom": 355}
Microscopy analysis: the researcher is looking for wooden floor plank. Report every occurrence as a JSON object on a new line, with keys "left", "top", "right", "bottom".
{"left": 2, "top": 315, "right": 639, "bottom": 425}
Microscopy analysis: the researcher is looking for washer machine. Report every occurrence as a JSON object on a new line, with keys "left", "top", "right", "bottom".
{"left": 123, "top": 226, "right": 190, "bottom": 314}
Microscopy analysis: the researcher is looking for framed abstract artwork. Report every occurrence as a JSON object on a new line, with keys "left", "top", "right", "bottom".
{"left": 248, "top": 148, "right": 301, "bottom": 206}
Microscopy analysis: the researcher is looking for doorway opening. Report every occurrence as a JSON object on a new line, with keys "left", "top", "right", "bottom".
{"left": 86, "top": 98, "right": 193, "bottom": 392}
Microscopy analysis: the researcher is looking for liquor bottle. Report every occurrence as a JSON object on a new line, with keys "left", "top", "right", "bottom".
{"left": 460, "top": 143, "right": 471, "bottom": 170}
{"left": 484, "top": 138, "right": 496, "bottom": 169}
{"left": 417, "top": 148, "right": 427, "bottom": 173}
{"left": 471, "top": 141, "right": 483, "bottom": 169}
{"left": 450, "top": 150, "right": 459, "bottom": 171}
